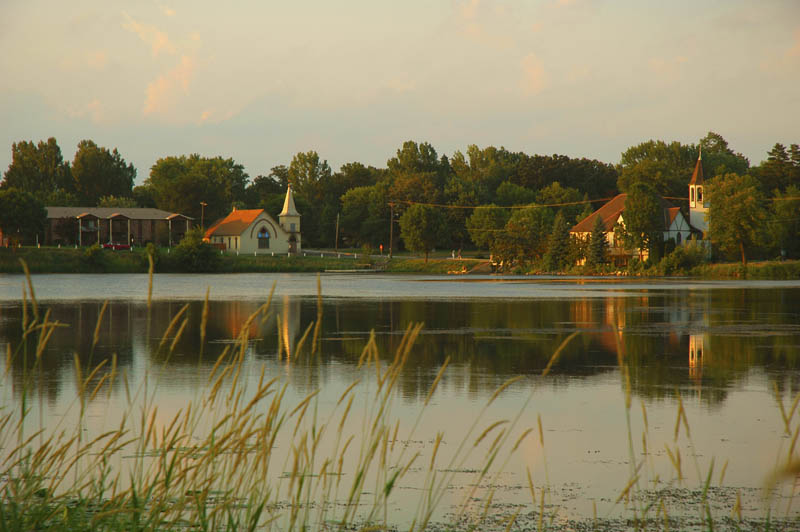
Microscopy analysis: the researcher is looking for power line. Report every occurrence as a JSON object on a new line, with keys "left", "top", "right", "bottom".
{"left": 388, "top": 198, "right": 612, "bottom": 210}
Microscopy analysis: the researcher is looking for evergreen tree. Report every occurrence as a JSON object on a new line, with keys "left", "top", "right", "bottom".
{"left": 586, "top": 215, "right": 608, "bottom": 268}
{"left": 544, "top": 212, "right": 570, "bottom": 271}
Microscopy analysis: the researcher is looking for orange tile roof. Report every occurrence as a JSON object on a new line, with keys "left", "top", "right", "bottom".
{"left": 204, "top": 209, "right": 264, "bottom": 238}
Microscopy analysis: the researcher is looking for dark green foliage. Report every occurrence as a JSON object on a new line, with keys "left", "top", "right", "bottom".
{"left": 515, "top": 153, "right": 617, "bottom": 199}
{"left": 494, "top": 181, "right": 535, "bottom": 206}
{"left": 544, "top": 212, "right": 571, "bottom": 271}
{"left": 586, "top": 215, "right": 608, "bottom": 268}
{"left": 770, "top": 185, "right": 800, "bottom": 259}
{"left": 340, "top": 183, "right": 389, "bottom": 247}
{"left": 1, "top": 137, "right": 74, "bottom": 203}
{"left": 655, "top": 240, "right": 708, "bottom": 275}
{"left": 171, "top": 228, "right": 220, "bottom": 272}
{"left": 698, "top": 131, "right": 750, "bottom": 178}
{"left": 0, "top": 188, "right": 48, "bottom": 245}
{"left": 752, "top": 142, "right": 800, "bottom": 193}
{"left": 144, "top": 154, "right": 248, "bottom": 223}
{"left": 83, "top": 243, "right": 106, "bottom": 271}
{"left": 466, "top": 205, "right": 509, "bottom": 250}
{"left": 71, "top": 140, "right": 136, "bottom": 205}
{"left": 622, "top": 182, "right": 664, "bottom": 260}
{"left": 707, "top": 173, "right": 768, "bottom": 266}
{"left": 399, "top": 204, "right": 446, "bottom": 262}
{"left": 493, "top": 206, "right": 554, "bottom": 265}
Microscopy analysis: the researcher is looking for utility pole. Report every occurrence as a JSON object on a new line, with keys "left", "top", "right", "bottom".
{"left": 200, "top": 201, "right": 208, "bottom": 230}
{"left": 334, "top": 212, "right": 340, "bottom": 252}
{"left": 388, "top": 202, "right": 394, "bottom": 258}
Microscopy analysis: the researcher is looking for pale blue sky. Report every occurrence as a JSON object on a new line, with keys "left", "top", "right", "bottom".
{"left": 1, "top": 0, "right": 798, "bottom": 183}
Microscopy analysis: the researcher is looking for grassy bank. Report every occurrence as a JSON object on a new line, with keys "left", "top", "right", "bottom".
{"left": 2, "top": 246, "right": 799, "bottom": 279}
{"left": 0, "top": 246, "right": 373, "bottom": 274}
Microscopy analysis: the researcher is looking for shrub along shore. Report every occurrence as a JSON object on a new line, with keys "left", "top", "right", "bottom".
{"left": 1, "top": 246, "right": 799, "bottom": 279}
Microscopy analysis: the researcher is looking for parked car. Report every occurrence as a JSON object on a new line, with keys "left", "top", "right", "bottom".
{"left": 102, "top": 242, "right": 131, "bottom": 251}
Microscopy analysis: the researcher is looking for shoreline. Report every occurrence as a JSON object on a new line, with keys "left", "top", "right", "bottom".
{"left": 1, "top": 247, "right": 798, "bottom": 280}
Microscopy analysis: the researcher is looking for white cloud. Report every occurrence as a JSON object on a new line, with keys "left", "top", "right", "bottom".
{"left": 143, "top": 55, "right": 195, "bottom": 116}
{"left": 86, "top": 51, "right": 108, "bottom": 70}
{"left": 520, "top": 53, "right": 548, "bottom": 95}
{"left": 159, "top": 4, "right": 176, "bottom": 17}
{"left": 122, "top": 12, "right": 175, "bottom": 57}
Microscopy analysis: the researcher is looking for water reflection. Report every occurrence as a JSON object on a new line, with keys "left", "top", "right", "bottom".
{"left": 2, "top": 286, "right": 799, "bottom": 407}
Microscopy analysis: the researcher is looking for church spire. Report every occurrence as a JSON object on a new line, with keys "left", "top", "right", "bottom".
{"left": 279, "top": 183, "right": 299, "bottom": 217}
{"left": 689, "top": 151, "right": 704, "bottom": 185}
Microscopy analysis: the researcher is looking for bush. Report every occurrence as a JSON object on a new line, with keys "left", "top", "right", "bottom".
{"left": 171, "top": 228, "right": 220, "bottom": 272}
{"left": 82, "top": 243, "right": 106, "bottom": 271}
{"left": 656, "top": 241, "right": 708, "bottom": 276}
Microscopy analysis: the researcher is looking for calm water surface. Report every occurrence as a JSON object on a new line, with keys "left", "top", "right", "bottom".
{"left": 2, "top": 273, "right": 800, "bottom": 525}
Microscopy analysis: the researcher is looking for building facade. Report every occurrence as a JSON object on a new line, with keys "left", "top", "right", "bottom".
{"left": 204, "top": 185, "right": 301, "bottom": 254}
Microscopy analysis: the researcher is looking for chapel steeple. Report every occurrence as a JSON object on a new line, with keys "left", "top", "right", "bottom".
{"left": 689, "top": 148, "right": 708, "bottom": 233}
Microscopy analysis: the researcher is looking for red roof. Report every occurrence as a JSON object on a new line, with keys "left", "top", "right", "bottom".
{"left": 570, "top": 194, "right": 627, "bottom": 233}
{"left": 570, "top": 194, "right": 680, "bottom": 234}
{"left": 204, "top": 209, "right": 264, "bottom": 238}
{"left": 688, "top": 156, "right": 704, "bottom": 186}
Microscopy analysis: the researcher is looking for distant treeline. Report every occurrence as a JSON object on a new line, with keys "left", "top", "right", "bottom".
{"left": 1, "top": 132, "right": 799, "bottom": 265}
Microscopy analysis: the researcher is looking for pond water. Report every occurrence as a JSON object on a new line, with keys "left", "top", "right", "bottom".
{"left": 1, "top": 273, "right": 800, "bottom": 528}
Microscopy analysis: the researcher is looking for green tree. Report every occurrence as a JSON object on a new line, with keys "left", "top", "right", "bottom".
{"left": 171, "top": 227, "right": 220, "bottom": 272}
{"left": 769, "top": 185, "right": 800, "bottom": 259}
{"left": 515, "top": 153, "right": 617, "bottom": 199}
{"left": 753, "top": 143, "right": 799, "bottom": 193}
{"left": 398, "top": 204, "right": 445, "bottom": 262}
{"left": 698, "top": 131, "right": 749, "bottom": 178}
{"left": 340, "top": 182, "right": 389, "bottom": 248}
{"left": 544, "top": 212, "right": 571, "bottom": 271}
{"left": 494, "top": 182, "right": 535, "bottom": 206}
{"left": 71, "top": 140, "right": 136, "bottom": 205}
{"left": 0, "top": 188, "right": 48, "bottom": 245}
{"left": 536, "top": 181, "right": 584, "bottom": 222}
{"left": 494, "top": 206, "right": 554, "bottom": 265}
{"left": 466, "top": 205, "right": 510, "bottom": 250}
{"left": 618, "top": 139, "right": 696, "bottom": 198}
{"left": 98, "top": 195, "right": 138, "bottom": 208}
{"left": 622, "top": 182, "right": 664, "bottom": 260}
{"left": 706, "top": 173, "right": 767, "bottom": 266}
{"left": 586, "top": 215, "right": 609, "bottom": 268}
{"left": 388, "top": 141, "right": 450, "bottom": 205}
{"left": 144, "top": 154, "right": 248, "bottom": 223}
{"left": 2, "top": 137, "right": 73, "bottom": 202}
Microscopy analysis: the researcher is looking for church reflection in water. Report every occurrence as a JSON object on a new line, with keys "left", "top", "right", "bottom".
{"left": 1, "top": 287, "right": 798, "bottom": 406}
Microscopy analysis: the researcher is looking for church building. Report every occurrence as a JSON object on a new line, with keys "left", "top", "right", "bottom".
{"left": 204, "top": 185, "right": 301, "bottom": 254}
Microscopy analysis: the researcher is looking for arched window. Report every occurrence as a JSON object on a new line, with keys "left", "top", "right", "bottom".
{"left": 690, "top": 187, "right": 695, "bottom": 203}
{"left": 677, "top": 232, "right": 682, "bottom": 244}
{"left": 258, "top": 227, "right": 270, "bottom": 249}
{"left": 697, "top": 187, "right": 703, "bottom": 203}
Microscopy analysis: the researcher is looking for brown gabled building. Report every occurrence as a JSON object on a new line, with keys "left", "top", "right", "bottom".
{"left": 45, "top": 207, "right": 193, "bottom": 247}
{"left": 570, "top": 193, "right": 691, "bottom": 266}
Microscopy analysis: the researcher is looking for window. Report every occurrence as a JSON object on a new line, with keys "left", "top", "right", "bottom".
{"left": 697, "top": 187, "right": 703, "bottom": 203}
{"left": 290, "top": 223, "right": 296, "bottom": 232}
{"left": 690, "top": 188, "right": 695, "bottom": 203}
{"left": 677, "top": 232, "right": 682, "bottom": 244}
{"left": 258, "top": 227, "right": 270, "bottom": 249}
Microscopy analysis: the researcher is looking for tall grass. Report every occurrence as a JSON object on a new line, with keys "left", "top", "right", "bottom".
{"left": 1, "top": 260, "right": 798, "bottom": 531}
